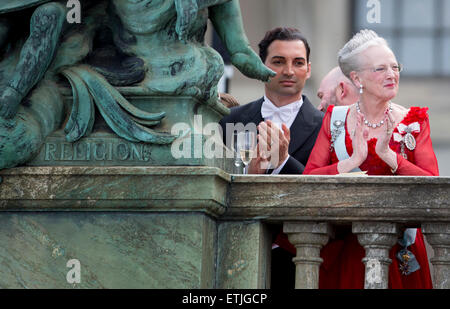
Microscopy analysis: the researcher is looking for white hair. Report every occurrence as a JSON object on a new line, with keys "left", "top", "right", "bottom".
{"left": 338, "top": 29, "right": 390, "bottom": 79}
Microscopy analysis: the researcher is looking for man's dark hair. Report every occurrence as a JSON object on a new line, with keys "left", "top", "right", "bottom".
{"left": 258, "top": 27, "right": 310, "bottom": 63}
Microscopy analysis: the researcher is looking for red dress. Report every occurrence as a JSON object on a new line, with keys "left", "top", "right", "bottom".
{"left": 283, "top": 105, "right": 438, "bottom": 289}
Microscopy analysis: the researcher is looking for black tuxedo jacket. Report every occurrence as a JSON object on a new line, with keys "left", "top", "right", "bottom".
{"left": 219, "top": 95, "right": 324, "bottom": 174}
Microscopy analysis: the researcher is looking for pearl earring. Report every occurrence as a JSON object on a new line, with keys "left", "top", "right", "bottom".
{"left": 359, "top": 84, "right": 363, "bottom": 94}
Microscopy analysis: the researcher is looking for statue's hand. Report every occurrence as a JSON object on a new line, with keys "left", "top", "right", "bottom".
{"left": 0, "top": 86, "right": 22, "bottom": 119}
{"left": 175, "top": 0, "right": 198, "bottom": 43}
{"left": 231, "top": 51, "right": 276, "bottom": 82}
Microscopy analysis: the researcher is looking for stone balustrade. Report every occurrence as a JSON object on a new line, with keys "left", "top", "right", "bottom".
{"left": 226, "top": 174, "right": 450, "bottom": 289}
{"left": 0, "top": 167, "right": 449, "bottom": 289}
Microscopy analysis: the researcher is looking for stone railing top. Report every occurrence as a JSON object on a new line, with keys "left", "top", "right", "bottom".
{"left": 230, "top": 174, "right": 450, "bottom": 184}
{"left": 0, "top": 166, "right": 231, "bottom": 180}
{"left": 1, "top": 167, "right": 449, "bottom": 225}
{"left": 0, "top": 166, "right": 230, "bottom": 216}
{"left": 226, "top": 174, "right": 450, "bottom": 224}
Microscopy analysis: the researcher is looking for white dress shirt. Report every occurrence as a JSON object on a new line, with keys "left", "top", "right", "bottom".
{"left": 261, "top": 96, "right": 303, "bottom": 174}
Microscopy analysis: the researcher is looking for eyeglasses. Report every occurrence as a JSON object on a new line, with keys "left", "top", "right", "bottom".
{"left": 361, "top": 63, "right": 403, "bottom": 74}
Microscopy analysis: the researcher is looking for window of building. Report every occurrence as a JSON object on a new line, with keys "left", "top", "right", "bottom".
{"left": 353, "top": 0, "right": 450, "bottom": 77}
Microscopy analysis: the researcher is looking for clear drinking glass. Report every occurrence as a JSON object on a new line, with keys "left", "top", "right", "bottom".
{"left": 232, "top": 132, "right": 242, "bottom": 173}
{"left": 237, "top": 131, "right": 256, "bottom": 174}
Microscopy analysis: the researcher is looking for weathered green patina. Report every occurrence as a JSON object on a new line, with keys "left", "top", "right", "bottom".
{"left": 0, "top": 0, "right": 274, "bottom": 170}
{"left": 0, "top": 1, "right": 105, "bottom": 168}
{"left": 0, "top": 0, "right": 52, "bottom": 14}
{"left": 0, "top": 2, "right": 273, "bottom": 288}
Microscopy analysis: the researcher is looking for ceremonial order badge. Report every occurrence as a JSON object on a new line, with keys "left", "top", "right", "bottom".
{"left": 404, "top": 132, "right": 416, "bottom": 151}
{"left": 393, "top": 122, "right": 420, "bottom": 157}
{"left": 330, "top": 120, "right": 344, "bottom": 151}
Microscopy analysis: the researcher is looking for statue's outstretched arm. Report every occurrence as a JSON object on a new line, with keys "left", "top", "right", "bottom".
{"left": 209, "top": 0, "right": 275, "bottom": 82}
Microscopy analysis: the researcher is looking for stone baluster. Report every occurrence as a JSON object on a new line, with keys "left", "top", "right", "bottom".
{"left": 352, "top": 222, "right": 398, "bottom": 289}
{"left": 422, "top": 223, "right": 450, "bottom": 289}
{"left": 283, "top": 222, "right": 333, "bottom": 289}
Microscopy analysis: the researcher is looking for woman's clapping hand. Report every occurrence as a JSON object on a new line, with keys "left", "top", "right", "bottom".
{"left": 351, "top": 111, "right": 369, "bottom": 166}
{"left": 376, "top": 109, "right": 398, "bottom": 171}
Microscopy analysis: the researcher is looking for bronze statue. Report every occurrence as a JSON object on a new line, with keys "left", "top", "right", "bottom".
{"left": 0, "top": 0, "right": 274, "bottom": 170}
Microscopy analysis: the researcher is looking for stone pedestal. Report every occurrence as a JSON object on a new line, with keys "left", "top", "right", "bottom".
{"left": 422, "top": 223, "right": 450, "bottom": 289}
{"left": 0, "top": 92, "right": 236, "bottom": 288}
{"left": 26, "top": 95, "right": 235, "bottom": 173}
{"left": 352, "top": 222, "right": 398, "bottom": 289}
{"left": 283, "top": 222, "right": 332, "bottom": 289}
{"left": 0, "top": 212, "right": 216, "bottom": 288}
{"left": 0, "top": 166, "right": 228, "bottom": 288}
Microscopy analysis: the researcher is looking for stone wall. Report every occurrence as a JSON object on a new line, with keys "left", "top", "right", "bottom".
{"left": 1, "top": 167, "right": 449, "bottom": 288}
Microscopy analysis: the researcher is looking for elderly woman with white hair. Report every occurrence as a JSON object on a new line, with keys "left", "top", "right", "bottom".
{"left": 303, "top": 29, "right": 438, "bottom": 289}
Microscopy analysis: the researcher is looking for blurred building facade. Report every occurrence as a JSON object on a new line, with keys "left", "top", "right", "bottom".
{"left": 212, "top": 0, "right": 450, "bottom": 175}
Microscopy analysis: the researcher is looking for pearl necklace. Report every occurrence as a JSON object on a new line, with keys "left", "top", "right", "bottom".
{"left": 356, "top": 101, "right": 392, "bottom": 129}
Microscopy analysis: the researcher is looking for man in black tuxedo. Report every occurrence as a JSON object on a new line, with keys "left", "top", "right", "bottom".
{"left": 220, "top": 27, "right": 323, "bottom": 175}
{"left": 219, "top": 27, "right": 324, "bottom": 288}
